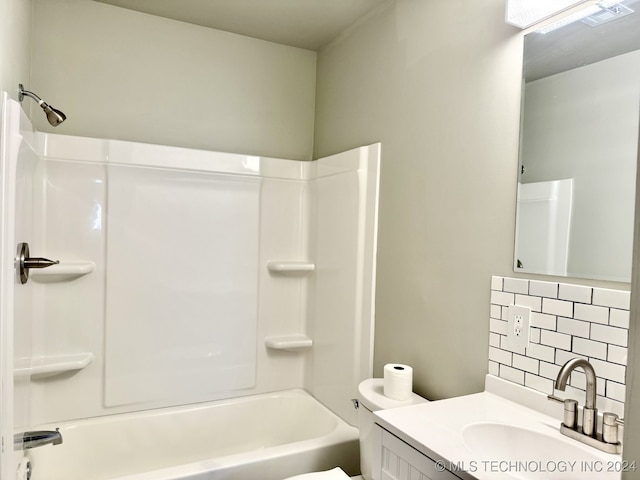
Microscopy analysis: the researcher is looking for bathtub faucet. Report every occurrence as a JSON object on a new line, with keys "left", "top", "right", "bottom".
{"left": 15, "top": 428, "right": 63, "bottom": 450}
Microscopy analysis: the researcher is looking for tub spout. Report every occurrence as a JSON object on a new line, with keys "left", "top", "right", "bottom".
{"left": 15, "top": 429, "right": 63, "bottom": 450}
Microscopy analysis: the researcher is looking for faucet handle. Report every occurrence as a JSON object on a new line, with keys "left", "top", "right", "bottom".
{"left": 563, "top": 399, "right": 578, "bottom": 430}
{"left": 548, "top": 394, "right": 579, "bottom": 430}
{"left": 603, "top": 413, "right": 622, "bottom": 444}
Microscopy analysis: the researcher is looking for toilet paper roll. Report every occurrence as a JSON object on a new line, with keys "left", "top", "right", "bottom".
{"left": 383, "top": 363, "right": 413, "bottom": 401}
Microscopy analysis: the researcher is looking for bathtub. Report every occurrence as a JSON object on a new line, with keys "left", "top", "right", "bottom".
{"left": 26, "top": 390, "right": 360, "bottom": 480}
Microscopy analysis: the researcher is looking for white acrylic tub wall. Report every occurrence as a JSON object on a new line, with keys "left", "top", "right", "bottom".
{"left": 0, "top": 120, "right": 378, "bottom": 477}
{"left": 25, "top": 389, "right": 360, "bottom": 480}
{"left": 14, "top": 132, "right": 379, "bottom": 429}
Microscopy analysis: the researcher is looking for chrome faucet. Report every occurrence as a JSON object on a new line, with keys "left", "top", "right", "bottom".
{"left": 15, "top": 429, "right": 63, "bottom": 450}
{"left": 555, "top": 357, "right": 597, "bottom": 436}
{"left": 548, "top": 358, "right": 622, "bottom": 454}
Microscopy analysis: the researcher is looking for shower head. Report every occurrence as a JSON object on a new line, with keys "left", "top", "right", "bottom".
{"left": 18, "top": 84, "right": 67, "bottom": 127}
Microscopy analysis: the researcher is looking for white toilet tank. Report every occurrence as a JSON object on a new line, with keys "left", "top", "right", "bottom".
{"left": 357, "top": 379, "right": 427, "bottom": 480}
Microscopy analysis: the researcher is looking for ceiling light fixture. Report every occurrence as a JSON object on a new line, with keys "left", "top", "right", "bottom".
{"left": 505, "top": 0, "right": 591, "bottom": 28}
{"left": 534, "top": 1, "right": 633, "bottom": 34}
{"left": 535, "top": 4, "right": 602, "bottom": 33}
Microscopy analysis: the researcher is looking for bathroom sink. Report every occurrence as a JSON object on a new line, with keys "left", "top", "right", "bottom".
{"left": 462, "top": 423, "right": 617, "bottom": 479}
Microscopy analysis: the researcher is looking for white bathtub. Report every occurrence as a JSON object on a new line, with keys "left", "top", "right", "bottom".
{"left": 26, "top": 390, "right": 360, "bottom": 480}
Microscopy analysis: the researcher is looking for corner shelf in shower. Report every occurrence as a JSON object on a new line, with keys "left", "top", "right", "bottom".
{"left": 14, "top": 352, "right": 94, "bottom": 379}
{"left": 265, "top": 335, "right": 313, "bottom": 351}
{"left": 266, "top": 261, "right": 315, "bottom": 274}
{"left": 30, "top": 261, "right": 95, "bottom": 282}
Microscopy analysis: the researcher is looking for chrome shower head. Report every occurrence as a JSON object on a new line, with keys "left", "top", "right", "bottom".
{"left": 18, "top": 84, "right": 67, "bottom": 127}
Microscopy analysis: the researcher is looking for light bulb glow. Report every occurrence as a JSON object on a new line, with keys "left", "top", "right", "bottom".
{"left": 506, "top": 0, "right": 591, "bottom": 28}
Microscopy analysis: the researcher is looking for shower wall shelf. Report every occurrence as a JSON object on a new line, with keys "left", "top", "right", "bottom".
{"left": 265, "top": 335, "right": 313, "bottom": 351}
{"left": 266, "top": 261, "right": 315, "bottom": 274}
{"left": 30, "top": 260, "right": 95, "bottom": 282}
{"left": 14, "top": 352, "right": 94, "bottom": 379}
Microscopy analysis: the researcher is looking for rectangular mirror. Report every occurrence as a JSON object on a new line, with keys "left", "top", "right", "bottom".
{"left": 515, "top": 0, "right": 640, "bottom": 282}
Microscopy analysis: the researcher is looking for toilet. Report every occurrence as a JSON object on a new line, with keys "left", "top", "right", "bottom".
{"left": 285, "top": 378, "right": 428, "bottom": 480}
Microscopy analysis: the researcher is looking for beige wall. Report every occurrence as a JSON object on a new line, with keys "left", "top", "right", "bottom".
{"left": 0, "top": 0, "right": 32, "bottom": 101}
{"left": 315, "top": 2, "right": 640, "bottom": 470}
{"left": 314, "top": 0, "right": 526, "bottom": 399}
{"left": 30, "top": 0, "right": 317, "bottom": 160}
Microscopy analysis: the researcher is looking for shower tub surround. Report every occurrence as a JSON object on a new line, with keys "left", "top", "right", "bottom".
{"left": 22, "top": 132, "right": 379, "bottom": 426}
{"left": 3, "top": 97, "right": 379, "bottom": 480}
{"left": 489, "top": 275, "right": 629, "bottom": 417}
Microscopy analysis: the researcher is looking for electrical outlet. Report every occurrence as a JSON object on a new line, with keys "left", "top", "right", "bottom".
{"left": 507, "top": 305, "right": 530, "bottom": 349}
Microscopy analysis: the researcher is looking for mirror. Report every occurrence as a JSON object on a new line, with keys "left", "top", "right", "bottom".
{"left": 514, "top": 0, "right": 640, "bottom": 282}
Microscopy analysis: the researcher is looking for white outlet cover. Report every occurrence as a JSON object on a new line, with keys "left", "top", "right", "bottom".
{"left": 507, "top": 304, "right": 531, "bottom": 349}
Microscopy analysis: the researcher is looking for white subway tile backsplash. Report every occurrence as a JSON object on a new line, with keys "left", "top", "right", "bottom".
{"left": 568, "top": 370, "right": 585, "bottom": 389}
{"left": 556, "top": 317, "right": 590, "bottom": 338}
{"left": 542, "top": 298, "right": 573, "bottom": 317}
{"left": 529, "top": 327, "right": 541, "bottom": 344}
{"left": 490, "top": 290, "right": 514, "bottom": 306}
{"left": 489, "top": 318, "right": 508, "bottom": 336}
{"left": 525, "top": 372, "right": 553, "bottom": 392}
{"left": 572, "top": 337, "right": 607, "bottom": 360}
{"left": 610, "top": 308, "right": 630, "bottom": 329}
{"left": 592, "top": 288, "right": 630, "bottom": 310}
{"left": 526, "top": 342, "right": 555, "bottom": 363}
{"left": 573, "top": 303, "right": 609, "bottom": 325}
{"left": 504, "top": 277, "right": 529, "bottom": 294}
{"left": 591, "top": 323, "right": 628, "bottom": 347}
{"left": 529, "top": 280, "right": 558, "bottom": 299}
{"left": 540, "top": 330, "right": 572, "bottom": 350}
{"left": 487, "top": 276, "right": 629, "bottom": 411}
{"left": 489, "top": 346, "right": 512, "bottom": 365}
{"left": 608, "top": 345, "right": 627, "bottom": 366}
{"left": 500, "top": 336, "right": 526, "bottom": 355}
{"left": 558, "top": 283, "right": 592, "bottom": 304}
{"left": 606, "top": 381, "right": 626, "bottom": 403}
{"left": 500, "top": 365, "right": 525, "bottom": 385}
{"left": 530, "top": 312, "right": 556, "bottom": 330}
{"left": 539, "top": 361, "right": 561, "bottom": 380}
{"left": 515, "top": 294, "right": 542, "bottom": 311}
{"left": 512, "top": 354, "right": 539, "bottom": 374}
{"left": 588, "top": 358, "right": 626, "bottom": 384}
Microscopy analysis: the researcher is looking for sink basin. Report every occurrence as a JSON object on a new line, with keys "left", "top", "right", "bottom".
{"left": 462, "top": 423, "right": 618, "bottom": 479}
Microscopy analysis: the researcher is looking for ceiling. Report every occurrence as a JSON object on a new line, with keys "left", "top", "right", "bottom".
{"left": 95, "top": 0, "right": 390, "bottom": 51}
{"left": 524, "top": 0, "right": 640, "bottom": 81}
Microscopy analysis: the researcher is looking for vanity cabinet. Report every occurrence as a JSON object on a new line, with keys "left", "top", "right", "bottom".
{"left": 373, "top": 425, "right": 462, "bottom": 480}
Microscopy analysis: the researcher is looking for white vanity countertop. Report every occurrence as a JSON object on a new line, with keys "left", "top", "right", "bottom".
{"left": 374, "top": 375, "right": 624, "bottom": 480}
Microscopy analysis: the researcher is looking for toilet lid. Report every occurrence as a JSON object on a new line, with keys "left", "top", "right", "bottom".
{"left": 283, "top": 467, "right": 350, "bottom": 480}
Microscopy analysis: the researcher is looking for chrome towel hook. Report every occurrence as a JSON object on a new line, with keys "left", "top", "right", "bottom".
{"left": 16, "top": 242, "right": 60, "bottom": 284}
